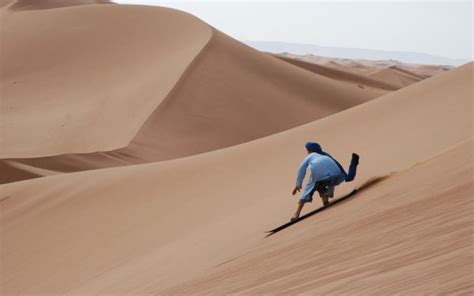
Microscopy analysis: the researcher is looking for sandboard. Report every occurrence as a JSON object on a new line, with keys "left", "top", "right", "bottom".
{"left": 265, "top": 189, "right": 358, "bottom": 237}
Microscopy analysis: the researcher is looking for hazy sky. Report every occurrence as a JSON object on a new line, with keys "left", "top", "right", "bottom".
{"left": 115, "top": 1, "right": 473, "bottom": 60}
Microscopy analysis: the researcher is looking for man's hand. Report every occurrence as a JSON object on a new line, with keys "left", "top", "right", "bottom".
{"left": 292, "top": 186, "right": 301, "bottom": 196}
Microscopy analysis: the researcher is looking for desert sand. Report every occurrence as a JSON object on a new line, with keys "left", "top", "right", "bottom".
{"left": 2, "top": 3, "right": 393, "bottom": 183}
{"left": 7, "top": 0, "right": 113, "bottom": 10}
{"left": 275, "top": 55, "right": 400, "bottom": 91}
{"left": 1, "top": 2, "right": 212, "bottom": 157}
{"left": 277, "top": 52, "right": 452, "bottom": 86}
{"left": 0, "top": 1, "right": 472, "bottom": 295}
{"left": 367, "top": 66, "right": 425, "bottom": 88}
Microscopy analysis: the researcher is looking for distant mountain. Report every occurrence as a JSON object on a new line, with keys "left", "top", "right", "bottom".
{"left": 244, "top": 41, "right": 469, "bottom": 66}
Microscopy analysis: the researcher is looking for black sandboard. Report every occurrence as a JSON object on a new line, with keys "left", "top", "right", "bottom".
{"left": 265, "top": 189, "right": 358, "bottom": 237}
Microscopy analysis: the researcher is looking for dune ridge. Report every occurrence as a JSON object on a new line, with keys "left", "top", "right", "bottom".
{"left": 1, "top": 61, "right": 471, "bottom": 295}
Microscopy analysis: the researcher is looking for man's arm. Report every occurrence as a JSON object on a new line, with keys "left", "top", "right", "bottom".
{"left": 293, "top": 155, "right": 311, "bottom": 195}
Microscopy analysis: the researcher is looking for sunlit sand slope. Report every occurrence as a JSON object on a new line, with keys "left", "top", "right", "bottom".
{"left": 1, "top": 63, "right": 471, "bottom": 295}
{"left": 164, "top": 140, "right": 473, "bottom": 295}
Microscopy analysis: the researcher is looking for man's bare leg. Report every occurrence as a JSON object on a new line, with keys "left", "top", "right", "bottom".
{"left": 322, "top": 196, "right": 329, "bottom": 206}
{"left": 291, "top": 201, "right": 305, "bottom": 221}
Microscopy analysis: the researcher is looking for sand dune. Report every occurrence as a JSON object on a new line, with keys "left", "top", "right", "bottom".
{"left": 279, "top": 52, "right": 453, "bottom": 79}
{"left": 415, "top": 64, "right": 452, "bottom": 77}
{"left": 324, "top": 60, "right": 376, "bottom": 73}
{"left": 387, "top": 65, "right": 426, "bottom": 80}
{"left": 1, "top": 5, "right": 385, "bottom": 183}
{"left": 0, "top": 0, "right": 12, "bottom": 8}
{"left": 368, "top": 66, "right": 425, "bottom": 88}
{"left": 276, "top": 55, "right": 399, "bottom": 91}
{"left": 163, "top": 140, "right": 473, "bottom": 295}
{"left": 278, "top": 53, "right": 381, "bottom": 74}
{"left": 7, "top": 0, "right": 114, "bottom": 11}
{"left": 1, "top": 2, "right": 471, "bottom": 295}
{"left": 1, "top": 62, "right": 471, "bottom": 295}
{"left": 1, "top": 4, "right": 212, "bottom": 157}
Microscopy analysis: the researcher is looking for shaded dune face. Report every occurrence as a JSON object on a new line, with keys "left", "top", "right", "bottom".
{"left": 1, "top": 5, "right": 385, "bottom": 183}
{"left": 8, "top": 0, "right": 114, "bottom": 11}
{"left": 108, "top": 30, "right": 380, "bottom": 161}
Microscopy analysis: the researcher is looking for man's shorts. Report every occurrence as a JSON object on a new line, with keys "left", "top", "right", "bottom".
{"left": 301, "top": 179, "right": 334, "bottom": 203}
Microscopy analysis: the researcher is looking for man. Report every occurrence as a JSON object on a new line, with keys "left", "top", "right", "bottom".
{"left": 291, "top": 142, "right": 359, "bottom": 221}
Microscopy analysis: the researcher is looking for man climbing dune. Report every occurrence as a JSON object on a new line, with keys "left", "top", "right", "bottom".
{"left": 291, "top": 142, "right": 359, "bottom": 221}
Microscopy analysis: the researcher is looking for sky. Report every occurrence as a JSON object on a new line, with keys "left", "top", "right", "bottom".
{"left": 115, "top": 1, "right": 473, "bottom": 60}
